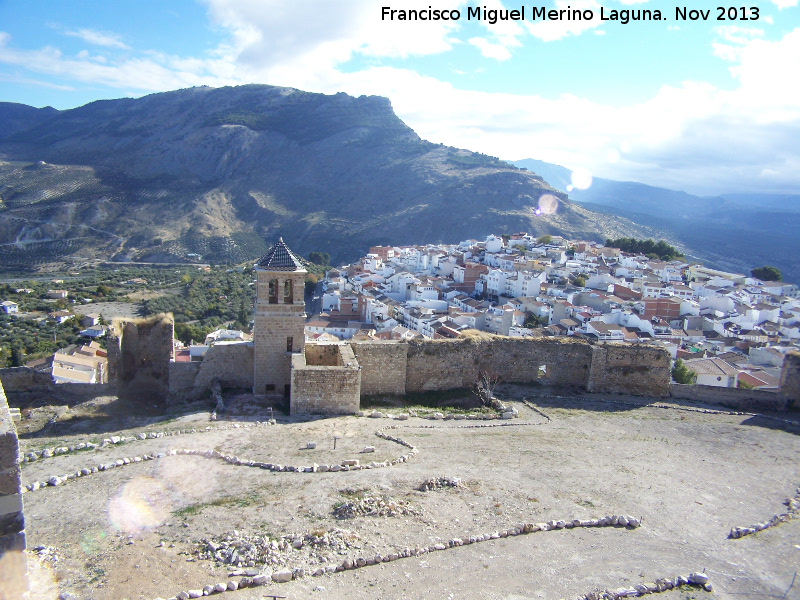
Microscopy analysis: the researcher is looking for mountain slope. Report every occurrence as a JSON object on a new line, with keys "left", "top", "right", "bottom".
{"left": 513, "top": 158, "right": 800, "bottom": 283}
{"left": 0, "top": 85, "right": 660, "bottom": 269}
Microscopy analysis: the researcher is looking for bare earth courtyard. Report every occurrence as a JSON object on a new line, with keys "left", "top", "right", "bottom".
{"left": 9, "top": 387, "right": 800, "bottom": 600}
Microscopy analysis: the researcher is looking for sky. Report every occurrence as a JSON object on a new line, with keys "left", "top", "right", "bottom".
{"left": 1, "top": 0, "right": 799, "bottom": 196}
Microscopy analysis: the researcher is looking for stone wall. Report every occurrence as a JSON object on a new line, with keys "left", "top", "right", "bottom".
{"left": 671, "top": 384, "right": 788, "bottom": 412}
{"left": 290, "top": 345, "right": 361, "bottom": 415}
{"left": 0, "top": 367, "right": 53, "bottom": 391}
{"left": 588, "top": 344, "right": 671, "bottom": 396}
{"left": 405, "top": 336, "right": 594, "bottom": 393}
{"left": 168, "top": 362, "right": 201, "bottom": 395}
{"left": 108, "top": 314, "right": 174, "bottom": 402}
{"left": 305, "top": 343, "right": 344, "bottom": 367}
{"left": 0, "top": 377, "right": 28, "bottom": 595}
{"left": 194, "top": 343, "right": 254, "bottom": 392}
{"left": 779, "top": 352, "right": 800, "bottom": 409}
{"left": 350, "top": 341, "right": 408, "bottom": 396}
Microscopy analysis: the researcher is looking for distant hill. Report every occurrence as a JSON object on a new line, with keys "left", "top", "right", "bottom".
{"left": 513, "top": 159, "right": 800, "bottom": 283}
{"left": 0, "top": 85, "right": 661, "bottom": 269}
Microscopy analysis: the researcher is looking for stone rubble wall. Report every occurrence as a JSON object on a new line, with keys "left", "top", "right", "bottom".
{"left": 405, "top": 337, "right": 594, "bottom": 393}
{"left": 0, "top": 377, "right": 27, "bottom": 590}
{"left": 779, "top": 352, "right": 800, "bottom": 409}
{"left": 670, "top": 383, "right": 788, "bottom": 412}
{"left": 168, "top": 362, "right": 202, "bottom": 395}
{"left": 108, "top": 314, "right": 174, "bottom": 401}
{"left": 588, "top": 344, "right": 671, "bottom": 396}
{"left": 350, "top": 341, "right": 408, "bottom": 396}
{"left": 194, "top": 343, "right": 254, "bottom": 392}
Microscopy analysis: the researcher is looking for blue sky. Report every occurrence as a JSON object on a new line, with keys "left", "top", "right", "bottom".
{"left": 1, "top": 0, "right": 799, "bottom": 195}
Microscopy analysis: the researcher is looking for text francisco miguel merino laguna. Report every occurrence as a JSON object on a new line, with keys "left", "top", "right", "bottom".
{"left": 381, "top": 5, "right": 762, "bottom": 24}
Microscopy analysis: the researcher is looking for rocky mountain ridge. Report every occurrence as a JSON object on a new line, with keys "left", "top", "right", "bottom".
{"left": 0, "top": 85, "right": 660, "bottom": 268}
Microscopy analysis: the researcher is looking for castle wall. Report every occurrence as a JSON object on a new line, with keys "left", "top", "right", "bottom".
{"left": 108, "top": 314, "right": 173, "bottom": 401}
{"left": 0, "top": 378, "right": 27, "bottom": 582}
{"left": 588, "top": 344, "right": 671, "bottom": 396}
{"left": 194, "top": 343, "right": 254, "bottom": 392}
{"left": 350, "top": 341, "right": 408, "bottom": 395}
{"left": 671, "top": 384, "right": 787, "bottom": 412}
{"left": 779, "top": 352, "right": 800, "bottom": 409}
{"left": 168, "top": 362, "right": 201, "bottom": 395}
{"left": 305, "top": 343, "right": 344, "bottom": 367}
{"left": 405, "top": 336, "right": 594, "bottom": 392}
{"left": 290, "top": 346, "right": 361, "bottom": 415}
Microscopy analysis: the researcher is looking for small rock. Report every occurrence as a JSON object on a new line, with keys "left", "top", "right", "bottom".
{"left": 272, "top": 569, "right": 293, "bottom": 583}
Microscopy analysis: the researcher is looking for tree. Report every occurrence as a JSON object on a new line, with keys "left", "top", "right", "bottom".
{"left": 751, "top": 265, "right": 782, "bottom": 282}
{"left": 501, "top": 234, "right": 511, "bottom": 242}
{"left": 672, "top": 359, "right": 696, "bottom": 384}
{"left": 471, "top": 371, "right": 504, "bottom": 411}
{"left": 537, "top": 235, "right": 552, "bottom": 245}
{"left": 305, "top": 273, "right": 318, "bottom": 295}
{"left": 574, "top": 275, "right": 587, "bottom": 287}
{"left": 10, "top": 345, "right": 23, "bottom": 368}
{"left": 308, "top": 252, "right": 330, "bottom": 266}
{"left": 524, "top": 315, "right": 543, "bottom": 329}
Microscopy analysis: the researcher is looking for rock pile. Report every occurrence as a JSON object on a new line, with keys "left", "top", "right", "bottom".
{"left": 333, "top": 496, "right": 422, "bottom": 519}
{"left": 729, "top": 486, "right": 800, "bottom": 539}
{"left": 194, "top": 528, "right": 361, "bottom": 569}
{"left": 418, "top": 477, "right": 462, "bottom": 491}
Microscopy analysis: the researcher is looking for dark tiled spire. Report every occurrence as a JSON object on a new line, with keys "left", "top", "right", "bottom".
{"left": 257, "top": 237, "right": 304, "bottom": 271}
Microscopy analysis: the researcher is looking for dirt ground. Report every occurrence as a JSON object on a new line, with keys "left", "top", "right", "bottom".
{"left": 8, "top": 386, "right": 800, "bottom": 600}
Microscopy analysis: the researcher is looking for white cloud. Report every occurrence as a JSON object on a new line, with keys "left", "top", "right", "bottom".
{"left": 524, "top": 0, "right": 602, "bottom": 42}
{"left": 768, "top": 0, "right": 798, "bottom": 8}
{"left": 468, "top": 37, "right": 513, "bottom": 60}
{"left": 64, "top": 28, "right": 129, "bottom": 49}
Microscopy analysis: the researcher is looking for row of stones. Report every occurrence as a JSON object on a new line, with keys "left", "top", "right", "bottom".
{"left": 18, "top": 419, "right": 276, "bottom": 465}
{"left": 21, "top": 426, "right": 419, "bottom": 493}
{"left": 360, "top": 408, "right": 520, "bottom": 420}
{"left": 160, "top": 515, "right": 644, "bottom": 600}
{"left": 566, "top": 572, "right": 713, "bottom": 600}
{"left": 729, "top": 486, "right": 800, "bottom": 539}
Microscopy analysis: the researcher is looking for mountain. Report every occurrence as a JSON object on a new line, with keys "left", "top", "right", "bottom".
{"left": 513, "top": 159, "right": 800, "bottom": 283}
{"left": 0, "top": 85, "right": 661, "bottom": 269}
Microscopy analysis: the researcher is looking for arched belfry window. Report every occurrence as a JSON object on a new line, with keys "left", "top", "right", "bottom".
{"left": 268, "top": 279, "right": 279, "bottom": 304}
{"left": 284, "top": 279, "right": 294, "bottom": 304}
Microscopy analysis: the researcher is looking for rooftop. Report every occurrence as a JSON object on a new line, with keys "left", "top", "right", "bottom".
{"left": 256, "top": 237, "right": 306, "bottom": 272}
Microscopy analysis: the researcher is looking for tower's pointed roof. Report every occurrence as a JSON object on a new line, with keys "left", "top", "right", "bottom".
{"left": 257, "top": 237, "right": 305, "bottom": 271}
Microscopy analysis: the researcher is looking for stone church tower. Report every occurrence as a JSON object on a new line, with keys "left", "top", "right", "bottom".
{"left": 253, "top": 238, "right": 307, "bottom": 397}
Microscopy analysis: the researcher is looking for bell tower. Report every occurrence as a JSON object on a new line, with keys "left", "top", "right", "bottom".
{"left": 253, "top": 238, "right": 307, "bottom": 397}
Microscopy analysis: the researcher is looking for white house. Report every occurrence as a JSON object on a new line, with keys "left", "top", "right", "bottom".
{"left": 1, "top": 300, "right": 18, "bottom": 314}
{"left": 682, "top": 357, "right": 739, "bottom": 388}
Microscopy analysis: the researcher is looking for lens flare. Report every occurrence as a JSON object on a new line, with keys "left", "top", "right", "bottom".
{"left": 537, "top": 194, "right": 559, "bottom": 215}
{"left": 108, "top": 477, "right": 170, "bottom": 534}
{"left": 570, "top": 167, "right": 593, "bottom": 190}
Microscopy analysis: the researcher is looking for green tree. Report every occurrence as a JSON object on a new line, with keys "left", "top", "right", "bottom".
{"left": 308, "top": 252, "right": 330, "bottom": 266}
{"left": 537, "top": 235, "right": 552, "bottom": 245}
{"left": 10, "top": 345, "right": 23, "bottom": 368}
{"left": 672, "top": 359, "right": 696, "bottom": 384}
{"left": 751, "top": 265, "right": 782, "bottom": 282}
{"left": 574, "top": 275, "right": 587, "bottom": 287}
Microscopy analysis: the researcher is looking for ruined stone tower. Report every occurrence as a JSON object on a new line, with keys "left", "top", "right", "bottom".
{"left": 253, "top": 238, "right": 307, "bottom": 397}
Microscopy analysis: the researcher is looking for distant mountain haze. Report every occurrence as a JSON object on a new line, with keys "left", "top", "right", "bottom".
{"left": 512, "top": 159, "right": 800, "bottom": 283}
